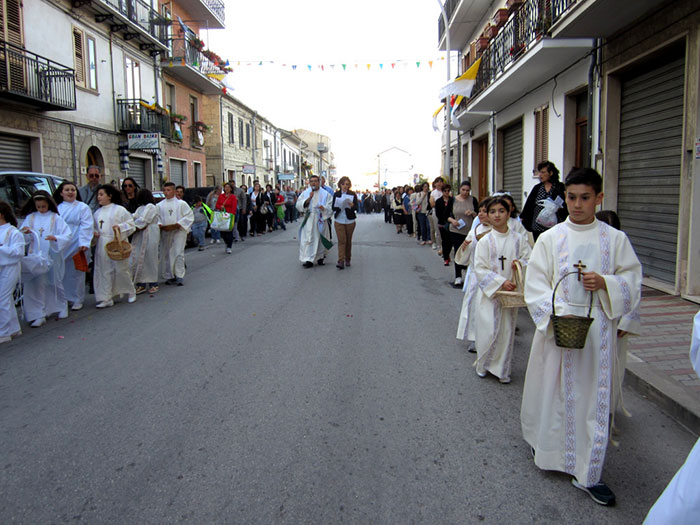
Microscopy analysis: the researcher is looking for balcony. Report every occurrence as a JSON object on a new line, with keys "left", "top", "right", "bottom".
{"left": 438, "top": 0, "right": 493, "bottom": 51}
{"left": 161, "top": 38, "right": 224, "bottom": 94}
{"left": 550, "top": 0, "right": 667, "bottom": 38}
{"left": 73, "top": 0, "right": 169, "bottom": 51}
{"left": 0, "top": 40, "right": 76, "bottom": 111}
{"left": 116, "top": 99, "right": 171, "bottom": 138}
{"left": 178, "top": 0, "right": 226, "bottom": 29}
{"left": 468, "top": 0, "right": 592, "bottom": 111}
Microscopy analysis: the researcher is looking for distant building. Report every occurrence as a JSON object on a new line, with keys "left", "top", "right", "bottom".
{"left": 377, "top": 147, "right": 413, "bottom": 189}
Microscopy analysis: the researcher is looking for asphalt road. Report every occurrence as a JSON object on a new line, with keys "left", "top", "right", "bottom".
{"left": 0, "top": 214, "right": 696, "bottom": 524}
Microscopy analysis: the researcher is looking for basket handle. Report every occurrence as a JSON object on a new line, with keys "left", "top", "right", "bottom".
{"left": 551, "top": 271, "right": 594, "bottom": 318}
{"left": 513, "top": 260, "right": 524, "bottom": 291}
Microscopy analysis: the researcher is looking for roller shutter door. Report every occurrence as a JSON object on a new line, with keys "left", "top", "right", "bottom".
{"left": 0, "top": 134, "right": 32, "bottom": 171}
{"left": 169, "top": 159, "right": 185, "bottom": 187}
{"left": 618, "top": 55, "right": 684, "bottom": 284}
{"left": 502, "top": 122, "right": 523, "bottom": 209}
{"left": 128, "top": 157, "right": 146, "bottom": 188}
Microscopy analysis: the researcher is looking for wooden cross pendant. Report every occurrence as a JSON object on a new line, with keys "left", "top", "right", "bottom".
{"left": 169, "top": 209, "right": 173, "bottom": 216}
{"left": 99, "top": 219, "right": 104, "bottom": 230}
{"left": 498, "top": 255, "right": 507, "bottom": 271}
{"left": 574, "top": 260, "right": 587, "bottom": 281}
{"left": 38, "top": 227, "right": 44, "bottom": 238}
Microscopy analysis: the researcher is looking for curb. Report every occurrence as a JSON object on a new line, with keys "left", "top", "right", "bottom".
{"left": 625, "top": 361, "right": 700, "bottom": 436}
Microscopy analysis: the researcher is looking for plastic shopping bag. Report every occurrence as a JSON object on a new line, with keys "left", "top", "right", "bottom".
{"left": 535, "top": 196, "right": 564, "bottom": 228}
{"left": 211, "top": 211, "right": 235, "bottom": 231}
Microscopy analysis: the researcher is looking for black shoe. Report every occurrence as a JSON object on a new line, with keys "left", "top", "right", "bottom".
{"left": 530, "top": 446, "right": 536, "bottom": 459}
{"left": 336, "top": 261, "right": 345, "bottom": 270}
{"left": 303, "top": 261, "right": 313, "bottom": 268}
{"left": 571, "top": 479, "right": 616, "bottom": 506}
{"left": 317, "top": 259, "right": 325, "bottom": 266}
{"left": 164, "top": 278, "right": 177, "bottom": 285}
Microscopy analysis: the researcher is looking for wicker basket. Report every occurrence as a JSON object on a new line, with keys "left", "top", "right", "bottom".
{"left": 105, "top": 228, "right": 131, "bottom": 261}
{"left": 550, "top": 271, "right": 594, "bottom": 349}
{"left": 494, "top": 260, "right": 526, "bottom": 308}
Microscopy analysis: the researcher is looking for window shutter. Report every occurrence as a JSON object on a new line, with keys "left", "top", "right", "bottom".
{"left": 534, "top": 105, "right": 549, "bottom": 166}
{"left": 3, "top": 0, "right": 24, "bottom": 47}
{"left": 542, "top": 105, "right": 549, "bottom": 162}
{"left": 73, "top": 27, "right": 85, "bottom": 86}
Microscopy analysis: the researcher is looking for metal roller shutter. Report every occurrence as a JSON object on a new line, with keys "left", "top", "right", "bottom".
{"left": 618, "top": 55, "right": 684, "bottom": 284}
{"left": 0, "top": 134, "right": 32, "bottom": 171}
{"left": 502, "top": 122, "right": 523, "bottom": 210}
{"left": 169, "top": 159, "right": 185, "bottom": 187}
{"left": 128, "top": 157, "right": 146, "bottom": 188}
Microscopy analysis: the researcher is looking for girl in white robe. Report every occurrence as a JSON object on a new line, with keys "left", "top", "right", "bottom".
{"left": 93, "top": 186, "right": 136, "bottom": 308}
{"left": 130, "top": 190, "right": 160, "bottom": 294}
{"left": 55, "top": 182, "right": 93, "bottom": 310}
{"left": 19, "top": 191, "right": 72, "bottom": 327}
{"left": 472, "top": 196, "right": 532, "bottom": 383}
{"left": 456, "top": 199, "right": 492, "bottom": 347}
{"left": 0, "top": 202, "right": 24, "bottom": 343}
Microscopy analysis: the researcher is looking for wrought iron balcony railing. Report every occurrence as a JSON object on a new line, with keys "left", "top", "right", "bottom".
{"left": 551, "top": 0, "right": 579, "bottom": 24}
{"left": 0, "top": 40, "right": 76, "bottom": 110}
{"left": 165, "top": 38, "right": 223, "bottom": 76}
{"left": 86, "top": 0, "right": 169, "bottom": 47}
{"left": 471, "top": 0, "right": 551, "bottom": 99}
{"left": 116, "top": 99, "right": 171, "bottom": 138}
{"left": 203, "top": 0, "right": 225, "bottom": 24}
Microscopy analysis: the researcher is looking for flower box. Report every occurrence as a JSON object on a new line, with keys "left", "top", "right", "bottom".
{"left": 506, "top": 0, "right": 523, "bottom": 13}
{"left": 492, "top": 8, "right": 509, "bottom": 29}
{"left": 475, "top": 37, "right": 490, "bottom": 53}
{"left": 483, "top": 24, "right": 498, "bottom": 39}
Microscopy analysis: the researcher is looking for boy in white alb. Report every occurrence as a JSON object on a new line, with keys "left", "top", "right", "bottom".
{"left": 157, "top": 183, "right": 194, "bottom": 285}
{"left": 521, "top": 168, "right": 642, "bottom": 506}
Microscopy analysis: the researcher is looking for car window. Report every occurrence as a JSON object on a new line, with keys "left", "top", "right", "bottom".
{"left": 0, "top": 176, "right": 18, "bottom": 208}
{"left": 16, "top": 175, "right": 52, "bottom": 205}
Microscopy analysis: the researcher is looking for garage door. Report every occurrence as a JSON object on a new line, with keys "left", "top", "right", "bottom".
{"left": 618, "top": 54, "right": 684, "bottom": 284}
{"left": 0, "top": 134, "right": 32, "bottom": 171}
{"left": 501, "top": 122, "right": 523, "bottom": 210}
{"left": 128, "top": 157, "right": 146, "bottom": 188}
{"left": 169, "top": 159, "right": 185, "bottom": 187}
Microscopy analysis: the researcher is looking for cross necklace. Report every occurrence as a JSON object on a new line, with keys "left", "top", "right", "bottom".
{"left": 498, "top": 255, "right": 507, "bottom": 271}
{"left": 99, "top": 220, "right": 104, "bottom": 229}
{"left": 38, "top": 227, "right": 44, "bottom": 238}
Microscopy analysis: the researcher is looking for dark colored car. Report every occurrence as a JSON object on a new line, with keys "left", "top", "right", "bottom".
{"left": 0, "top": 172, "right": 67, "bottom": 213}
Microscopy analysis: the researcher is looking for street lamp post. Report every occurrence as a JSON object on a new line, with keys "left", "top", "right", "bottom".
{"left": 438, "top": 0, "right": 451, "bottom": 185}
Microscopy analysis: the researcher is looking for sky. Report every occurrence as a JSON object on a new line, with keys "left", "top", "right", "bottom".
{"left": 206, "top": 0, "right": 451, "bottom": 189}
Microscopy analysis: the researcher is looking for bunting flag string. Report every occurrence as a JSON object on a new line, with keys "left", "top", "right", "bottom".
{"left": 224, "top": 56, "right": 448, "bottom": 74}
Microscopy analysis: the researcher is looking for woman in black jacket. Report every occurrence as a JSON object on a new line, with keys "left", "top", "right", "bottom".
{"left": 520, "top": 161, "right": 568, "bottom": 241}
{"left": 331, "top": 176, "right": 359, "bottom": 269}
{"left": 433, "top": 184, "right": 455, "bottom": 266}
{"left": 247, "top": 181, "right": 270, "bottom": 236}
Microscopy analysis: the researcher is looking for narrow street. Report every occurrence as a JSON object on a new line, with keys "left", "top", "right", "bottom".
{"left": 0, "top": 214, "right": 695, "bottom": 523}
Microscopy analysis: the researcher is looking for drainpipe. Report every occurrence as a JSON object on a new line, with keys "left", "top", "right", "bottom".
{"left": 109, "top": 34, "right": 118, "bottom": 134}
{"left": 219, "top": 95, "right": 224, "bottom": 185}
{"left": 586, "top": 38, "right": 599, "bottom": 168}
{"left": 490, "top": 111, "right": 497, "bottom": 193}
{"left": 252, "top": 111, "right": 257, "bottom": 178}
{"left": 437, "top": 0, "right": 451, "bottom": 184}
{"left": 69, "top": 123, "right": 77, "bottom": 183}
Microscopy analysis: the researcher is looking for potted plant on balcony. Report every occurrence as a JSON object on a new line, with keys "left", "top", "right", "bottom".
{"left": 475, "top": 36, "right": 490, "bottom": 54}
{"left": 535, "top": 15, "right": 552, "bottom": 38}
{"left": 189, "top": 36, "right": 205, "bottom": 52}
{"left": 193, "top": 121, "right": 212, "bottom": 133}
{"left": 170, "top": 113, "right": 187, "bottom": 124}
{"left": 483, "top": 24, "right": 498, "bottom": 39}
{"left": 493, "top": 8, "right": 509, "bottom": 29}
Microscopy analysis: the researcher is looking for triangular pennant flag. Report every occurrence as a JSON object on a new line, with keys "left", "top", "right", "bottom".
{"left": 258, "top": 61, "right": 262, "bottom": 66}
{"left": 307, "top": 65, "right": 312, "bottom": 71}
{"left": 391, "top": 63, "right": 395, "bottom": 69}
{"left": 342, "top": 64, "right": 346, "bottom": 70}
{"left": 225, "top": 60, "right": 230, "bottom": 66}
{"left": 429, "top": 61, "right": 433, "bottom": 68}
{"left": 416, "top": 62, "right": 420, "bottom": 68}
{"left": 292, "top": 65, "right": 297, "bottom": 70}
{"left": 330, "top": 64, "right": 335, "bottom": 70}
{"left": 366, "top": 64, "right": 370, "bottom": 70}
{"left": 379, "top": 63, "right": 383, "bottom": 69}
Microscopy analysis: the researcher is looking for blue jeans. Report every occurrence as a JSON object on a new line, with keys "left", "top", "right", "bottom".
{"left": 416, "top": 213, "right": 430, "bottom": 242}
{"left": 192, "top": 221, "right": 206, "bottom": 247}
{"left": 209, "top": 227, "right": 221, "bottom": 241}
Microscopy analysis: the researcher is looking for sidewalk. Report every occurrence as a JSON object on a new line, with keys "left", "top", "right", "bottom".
{"left": 625, "top": 287, "right": 700, "bottom": 435}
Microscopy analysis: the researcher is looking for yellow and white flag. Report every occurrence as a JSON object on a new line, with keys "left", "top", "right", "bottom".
{"left": 438, "top": 58, "right": 481, "bottom": 100}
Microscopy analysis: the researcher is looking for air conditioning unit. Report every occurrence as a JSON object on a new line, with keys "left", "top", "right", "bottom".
{"left": 317, "top": 143, "right": 328, "bottom": 153}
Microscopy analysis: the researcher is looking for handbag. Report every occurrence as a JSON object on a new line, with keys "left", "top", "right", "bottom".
{"left": 211, "top": 210, "right": 235, "bottom": 231}
{"left": 72, "top": 250, "right": 89, "bottom": 272}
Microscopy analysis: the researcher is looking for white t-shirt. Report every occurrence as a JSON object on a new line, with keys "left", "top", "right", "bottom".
{"left": 430, "top": 189, "right": 442, "bottom": 207}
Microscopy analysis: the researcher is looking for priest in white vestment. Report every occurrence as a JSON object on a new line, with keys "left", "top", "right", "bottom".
{"left": 56, "top": 182, "right": 93, "bottom": 310}
{"left": 644, "top": 310, "right": 700, "bottom": 524}
{"left": 20, "top": 194, "right": 72, "bottom": 326}
{"left": 0, "top": 206, "right": 25, "bottom": 342}
{"left": 521, "top": 168, "right": 642, "bottom": 506}
{"left": 157, "top": 183, "right": 194, "bottom": 285}
{"left": 296, "top": 175, "right": 333, "bottom": 268}
{"left": 93, "top": 186, "right": 136, "bottom": 308}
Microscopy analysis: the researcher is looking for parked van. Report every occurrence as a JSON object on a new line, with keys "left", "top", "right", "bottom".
{"left": 0, "top": 172, "right": 67, "bottom": 214}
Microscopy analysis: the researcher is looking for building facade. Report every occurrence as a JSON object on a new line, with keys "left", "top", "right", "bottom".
{"left": 438, "top": 0, "right": 699, "bottom": 298}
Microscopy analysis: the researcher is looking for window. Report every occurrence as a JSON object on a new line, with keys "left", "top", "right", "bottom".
{"left": 2, "top": 0, "right": 24, "bottom": 48}
{"left": 238, "top": 119, "right": 244, "bottom": 147}
{"left": 246, "top": 123, "right": 251, "bottom": 148}
{"left": 575, "top": 93, "right": 588, "bottom": 168}
{"left": 165, "top": 82, "right": 175, "bottom": 113}
{"left": 72, "top": 27, "right": 97, "bottom": 91}
{"left": 189, "top": 95, "right": 198, "bottom": 123}
{"left": 161, "top": 4, "right": 172, "bottom": 54}
{"left": 534, "top": 105, "right": 549, "bottom": 167}
{"left": 228, "top": 113, "right": 234, "bottom": 144}
{"left": 125, "top": 56, "right": 141, "bottom": 100}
